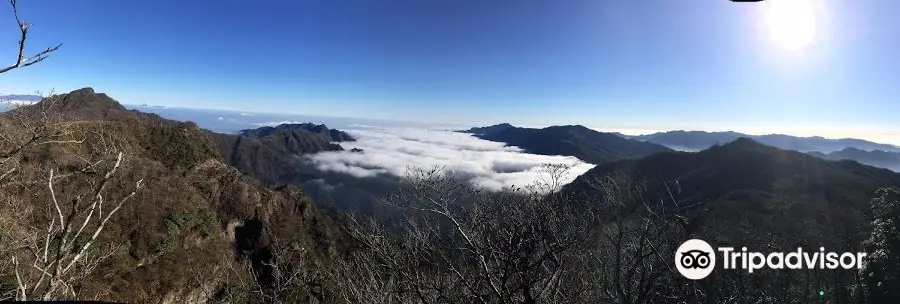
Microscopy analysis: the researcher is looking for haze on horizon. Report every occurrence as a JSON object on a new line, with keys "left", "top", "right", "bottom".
{"left": 2, "top": 0, "right": 899, "bottom": 144}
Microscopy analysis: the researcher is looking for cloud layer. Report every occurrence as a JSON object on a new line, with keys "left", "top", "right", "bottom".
{"left": 305, "top": 126, "right": 595, "bottom": 191}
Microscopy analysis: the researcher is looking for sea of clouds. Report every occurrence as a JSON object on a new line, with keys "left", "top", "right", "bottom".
{"left": 305, "top": 125, "right": 595, "bottom": 191}
{"left": 124, "top": 106, "right": 596, "bottom": 190}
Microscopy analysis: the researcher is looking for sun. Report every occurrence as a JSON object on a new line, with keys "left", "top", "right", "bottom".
{"left": 761, "top": 0, "right": 819, "bottom": 51}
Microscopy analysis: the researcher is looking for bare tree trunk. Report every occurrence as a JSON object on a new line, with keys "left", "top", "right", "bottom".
{"left": 0, "top": 94, "right": 143, "bottom": 301}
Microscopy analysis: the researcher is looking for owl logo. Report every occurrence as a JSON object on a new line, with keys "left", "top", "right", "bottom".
{"left": 675, "top": 239, "right": 716, "bottom": 280}
{"left": 680, "top": 249, "right": 712, "bottom": 269}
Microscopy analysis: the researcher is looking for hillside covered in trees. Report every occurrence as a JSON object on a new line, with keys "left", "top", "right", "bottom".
{"left": 4, "top": 88, "right": 900, "bottom": 303}
{"left": 3, "top": 1, "right": 900, "bottom": 302}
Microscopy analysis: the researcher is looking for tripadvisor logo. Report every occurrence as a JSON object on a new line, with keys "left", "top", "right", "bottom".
{"left": 675, "top": 239, "right": 716, "bottom": 280}
{"left": 675, "top": 239, "right": 868, "bottom": 280}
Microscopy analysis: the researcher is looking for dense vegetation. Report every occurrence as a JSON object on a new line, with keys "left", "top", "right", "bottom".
{"left": 2, "top": 6, "right": 899, "bottom": 300}
{"left": 561, "top": 138, "right": 900, "bottom": 302}
{"left": 0, "top": 90, "right": 350, "bottom": 302}
{"left": 2, "top": 89, "right": 899, "bottom": 303}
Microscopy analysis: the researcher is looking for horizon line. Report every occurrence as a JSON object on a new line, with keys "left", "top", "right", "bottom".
{"left": 5, "top": 92, "right": 899, "bottom": 146}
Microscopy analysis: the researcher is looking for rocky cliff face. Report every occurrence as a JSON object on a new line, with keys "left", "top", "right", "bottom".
{"left": 0, "top": 88, "right": 350, "bottom": 303}
{"left": 209, "top": 123, "right": 354, "bottom": 186}
{"left": 239, "top": 123, "right": 355, "bottom": 143}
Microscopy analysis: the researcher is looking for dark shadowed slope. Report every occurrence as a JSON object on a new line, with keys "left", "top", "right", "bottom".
{"left": 627, "top": 130, "right": 745, "bottom": 151}
{"left": 210, "top": 123, "right": 353, "bottom": 184}
{"left": 1, "top": 88, "right": 350, "bottom": 302}
{"left": 209, "top": 122, "right": 398, "bottom": 216}
{"left": 476, "top": 124, "right": 673, "bottom": 164}
{"left": 211, "top": 123, "right": 354, "bottom": 182}
{"left": 562, "top": 137, "right": 900, "bottom": 281}
{"left": 631, "top": 130, "right": 900, "bottom": 153}
{"left": 566, "top": 137, "right": 900, "bottom": 204}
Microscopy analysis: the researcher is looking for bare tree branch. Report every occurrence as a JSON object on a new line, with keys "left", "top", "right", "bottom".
{"left": 0, "top": 0, "right": 62, "bottom": 75}
{"left": 0, "top": 109, "right": 144, "bottom": 300}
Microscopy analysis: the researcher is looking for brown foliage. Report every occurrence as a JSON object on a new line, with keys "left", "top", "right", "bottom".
{"left": 0, "top": 89, "right": 351, "bottom": 302}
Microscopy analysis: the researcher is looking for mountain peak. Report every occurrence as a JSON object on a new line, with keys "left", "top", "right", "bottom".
{"left": 12, "top": 87, "right": 128, "bottom": 121}
{"left": 546, "top": 124, "right": 589, "bottom": 130}
{"left": 715, "top": 137, "right": 771, "bottom": 151}
{"left": 731, "top": 136, "right": 759, "bottom": 144}
{"left": 58, "top": 88, "right": 126, "bottom": 117}
{"left": 70, "top": 87, "right": 96, "bottom": 95}
{"left": 477, "top": 123, "right": 672, "bottom": 164}
{"left": 459, "top": 123, "right": 515, "bottom": 135}
{"left": 239, "top": 123, "right": 355, "bottom": 142}
{"left": 841, "top": 147, "right": 866, "bottom": 153}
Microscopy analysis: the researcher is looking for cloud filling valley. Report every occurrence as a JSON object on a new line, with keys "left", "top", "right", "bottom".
{"left": 305, "top": 126, "right": 595, "bottom": 191}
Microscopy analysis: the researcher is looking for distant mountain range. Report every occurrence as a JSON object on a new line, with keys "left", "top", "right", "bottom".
{"left": 9, "top": 89, "right": 900, "bottom": 301}
{"left": 0, "top": 94, "right": 42, "bottom": 101}
{"left": 808, "top": 148, "right": 900, "bottom": 172}
{"left": 623, "top": 130, "right": 900, "bottom": 153}
{"left": 460, "top": 123, "right": 672, "bottom": 164}
{"left": 460, "top": 124, "right": 900, "bottom": 172}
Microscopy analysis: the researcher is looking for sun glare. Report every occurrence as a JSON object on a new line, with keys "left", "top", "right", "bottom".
{"left": 762, "top": 0, "right": 819, "bottom": 51}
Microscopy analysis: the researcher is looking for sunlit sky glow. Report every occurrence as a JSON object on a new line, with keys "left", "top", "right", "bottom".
{"left": 2, "top": 0, "right": 900, "bottom": 144}
{"left": 762, "top": 0, "right": 821, "bottom": 52}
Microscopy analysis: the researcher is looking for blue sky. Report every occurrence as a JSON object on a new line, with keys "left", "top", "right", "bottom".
{"left": 1, "top": 0, "right": 899, "bottom": 142}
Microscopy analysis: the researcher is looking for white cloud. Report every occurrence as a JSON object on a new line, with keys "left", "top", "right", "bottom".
{"left": 253, "top": 121, "right": 304, "bottom": 127}
{"left": 1, "top": 99, "right": 37, "bottom": 106}
{"left": 217, "top": 116, "right": 225, "bottom": 120}
{"left": 305, "top": 126, "right": 595, "bottom": 191}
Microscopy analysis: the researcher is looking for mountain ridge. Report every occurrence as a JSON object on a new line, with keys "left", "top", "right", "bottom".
{"left": 563, "top": 136, "right": 900, "bottom": 252}
{"left": 629, "top": 130, "right": 900, "bottom": 153}
{"left": 0, "top": 94, "right": 43, "bottom": 101}
{"left": 0, "top": 88, "right": 351, "bottom": 302}
{"left": 239, "top": 123, "right": 356, "bottom": 142}
{"left": 563, "top": 136, "right": 900, "bottom": 223}
{"left": 808, "top": 147, "right": 900, "bottom": 172}
{"left": 458, "top": 123, "right": 514, "bottom": 135}
{"left": 210, "top": 123, "right": 355, "bottom": 186}
{"left": 552, "top": 137, "right": 900, "bottom": 300}
{"left": 5, "top": 88, "right": 899, "bottom": 302}
{"left": 463, "top": 123, "right": 674, "bottom": 164}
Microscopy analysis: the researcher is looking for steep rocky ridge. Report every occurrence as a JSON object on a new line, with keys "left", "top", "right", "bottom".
{"left": 0, "top": 88, "right": 350, "bottom": 302}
